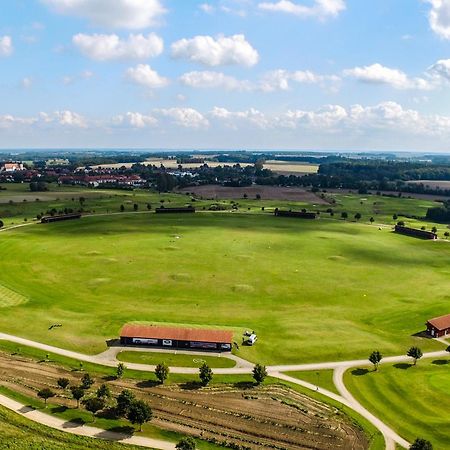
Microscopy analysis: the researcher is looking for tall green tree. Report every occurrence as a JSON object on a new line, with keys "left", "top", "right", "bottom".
{"left": 410, "top": 438, "right": 433, "bottom": 450}
{"left": 83, "top": 397, "right": 105, "bottom": 422}
{"left": 252, "top": 364, "right": 268, "bottom": 385}
{"left": 96, "top": 384, "right": 111, "bottom": 399}
{"left": 116, "top": 389, "right": 136, "bottom": 417}
{"left": 407, "top": 347, "right": 423, "bottom": 365}
{"left": 155, "top": 363, "right": 169, "bottom": 384}
{"left": 127, "top": 400, "right": 153, "bottom": 432}
{"left": 71, "top": 386, "right": 84, "bottom": 408}
{"left": 81, "top": 373, "right": 94, "bottom": 390}
{"left": 116, "top": 362, "right": 125, "bottom": 379}
{"left": 368, "top": 351, "right": 383, "bottom": 371}
{"left": 57, "top": 378, "right": 70, "bottom": 390}
{"left": 199, "top": 363, "right": 213, "bottom": 386}
{"left": 176, "top": 436, "right": 196, "bottom": 450}
{"left": 37, "top": 388, "right": 55, "bottom": 406}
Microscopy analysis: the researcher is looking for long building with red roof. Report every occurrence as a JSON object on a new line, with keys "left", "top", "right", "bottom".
{"left": 120, "top": 324, "right": 233, "bottom": 352}
{"left": 426, "top": 314, "right": 450, "bottom": 338}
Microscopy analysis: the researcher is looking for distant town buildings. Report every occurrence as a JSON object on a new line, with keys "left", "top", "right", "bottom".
{"left": 0, "top": 162, "right": 24, "bottom": 172}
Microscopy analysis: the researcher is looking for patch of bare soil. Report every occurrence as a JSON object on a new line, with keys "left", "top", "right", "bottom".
{"left": 177, "top": 185, "right": 329, "bottom": 204}
{"left": 0, "top": 352, "right": 368, "bottom": 450}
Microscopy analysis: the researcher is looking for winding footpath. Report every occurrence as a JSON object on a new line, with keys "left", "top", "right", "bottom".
{"left": 0, "top": 332, "right": 446, "bottom": 449}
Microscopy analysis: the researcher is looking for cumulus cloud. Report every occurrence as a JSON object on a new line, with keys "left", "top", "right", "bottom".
{"left": 0, "top": 111, "right": 87, "bottom": 129}
{"left": 41, "top": 0, "right": 166, "bottom": 29}
{"left": 210, "top": 107, "right": 271, "bottom": 129}
{"left": 0, "top": 36, "right": 13, "bottom": 57}
{"left": 427, "top": 0, "right": 450, "bottom": 39}
{"left": 428, "top": 58, "right": 450, "bottom": 81}
{"left": 113, "top": 112, "right": 158, "bottom": 128}
{"left": 179, "top": 71, "right": 252, "bottom": 91}
{"left": 73, "top": 33, "right": 163, "bottom": 61}
{"left": 171, "top": 34, "right": 259, "bottom": 67}
{"left": 260, "top": 69, "right": 340, "bottom": 91}
{"left": 21, "top": 77, "right": 33, "bottom": 89}
{"left": 258, "top": 0, "right": 346, "bottom": 19}
{"left": 155, "top": 108, "right": 209, "bottom": 128}
{"left": 343, "top": 63, "right": 432, "bottom": 90}
{"left": 125, "top": 64, "right": 169, "bottom": 89}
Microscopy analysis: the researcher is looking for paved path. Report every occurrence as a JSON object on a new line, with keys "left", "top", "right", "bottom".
{"left": 0, "top": 393, "right": 174, "bottom": 450}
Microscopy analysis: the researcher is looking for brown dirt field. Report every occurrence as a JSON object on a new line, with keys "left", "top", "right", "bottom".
{"left": 0, "top": 352, "right": 368, "bottom": 450}
{"left": 177, "top": 185, "right": 330, "bottom": 204}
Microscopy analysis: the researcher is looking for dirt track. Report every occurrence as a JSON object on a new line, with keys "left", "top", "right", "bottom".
{"left": 0, "top": 352, "right": 367, "bottom": 450}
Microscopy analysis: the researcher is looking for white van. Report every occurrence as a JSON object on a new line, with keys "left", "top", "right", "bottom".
{"left": 248, "top": 334, "right": 257, "bottom": 346}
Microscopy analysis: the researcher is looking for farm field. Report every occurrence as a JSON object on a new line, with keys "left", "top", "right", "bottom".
{"left": 344, "top": 359, "right": 450, "bottom": 448}
{"left": 0, "top": 205, "right": 448, "bottom": 363}
{"left": 117, "top": 351, "right": 236, "bottom": 368}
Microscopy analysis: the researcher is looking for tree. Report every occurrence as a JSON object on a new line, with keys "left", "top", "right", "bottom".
{"left": 37, "top": 388, "right": 55, "bottom": 406}
{"left": 127, "top": 400, "right": 153, "bottom": 431}
{"left": 57, "top": 378, "right": 70, "bottom": 390}
{"left": 116, "top": 389, "right": 136, "bottom": 417}
{"left": 0, "top": 220, "right": 3, "bottom": 229}
{"left": 431, "top": 226, "right": 437, "bottom": 233}
{"left": 341, "top": 212, "right": 348, "bottom": 219}
{"left": 120, "top": 204, "right": 125, "bottom": 212}
{"left": 444, "top": 231, "right": 450, "bottom": 239}
{"left": 369, "top": 217, "right": 374, "bottom": 224}
{"left": 446, "top": 345, "right": 450, "bottom": 355}
{"left": 96, "top": 383, "right": 111, "bottom": 399}
{"left": 397, "top": 220, "right": 405, "bottom": 227}
{"left": 407, "top": 346, "right": 423, "bottom": 365}
{"left": 133, "top": 203, "right": 138, "bottom": 211}
{"left": 393, "top": 214, "right": 398, "bottom": 220}
{"left": 81, "top": 373, "right": 94, "bottom": 390}
{"left": 410, "top": 438, "right": 433, "bottom": 450}
{"left": 71, "top": 386, "right": 85, "bottom": 408}
{"left": 252, "top": 364, "right": 267, "bottom": 385}
{"left": 176, "top": 436, "right": 197, "bottom": 450}
{"left": 368, "top": 351, "right": 382, "bottom": 371}
{"left": 116, "top": 362, "right": 125, "bottom": 379}
{"left": 199, "top": 363, "right": 213, "bottom": 386}
{"left": 354, "top": 212, "right": 362, "bottom": 221}
{"left": 155, "top": 363, "right": 169, "bottom": 384}
{"left": 83, "top": 397, "right": 105, "bottom": 422}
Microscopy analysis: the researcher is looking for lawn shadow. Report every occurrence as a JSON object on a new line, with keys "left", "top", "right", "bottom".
{"left": 107, "top": 425, "right": 135, "bottom": 436}
{"left": 351, "top": 368, "right": 369, "bottom": 376}
{"left": 62, "top": 418, "right": 85, "bottom": 429}
{"left": 135, "top": 380, "right": 160, "bottom": 388}
{"left": 393, "top": 363, "right": 412, "bottom": 370}
{"left": 50, "top": 405, "right": 68, "bottom": 414}
{"left": 18, "top": 405, "right": 35, "bottom": 413}
{"left": 411, "top": 330, "right": 432, "bottom": 339}
{"left": 179, "top": 381, "right": 203, "bottom": 390}
{"left": 234, "top": 381, "right": 256, "bottom": 390}
{"left": 432, "top": 359, "right": 449, "bottom": 365}
{"left": 102, "top": 375, "right": 117, "bottom": 382}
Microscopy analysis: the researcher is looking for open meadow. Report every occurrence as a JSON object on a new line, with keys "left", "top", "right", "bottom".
{"left": 0, "top": 190, "right": 449, "bottom": 364}
{"left": 345, "top": 359, "right": 450, "bottom": 448}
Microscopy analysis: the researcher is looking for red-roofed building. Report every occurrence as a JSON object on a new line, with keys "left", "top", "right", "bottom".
{"left": 426, "top": 314, "right": 450, "bottom": 338}
{"left": 120, "top": 324, "right": 233, "bottom": 352}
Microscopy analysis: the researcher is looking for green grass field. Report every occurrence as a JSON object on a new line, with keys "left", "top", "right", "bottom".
{"left": 0, "top": 404, "right": 142, "bottom": 450}
{"left": 117, "top": 351, "right": 236, "bottom": 368}
{"left": 0, "top": 202, "right": 448, "bottom": 364}
{"left": 344, "top": 359, "right": 450, "bottom": 448}
{"left": 284, "top": 370, "right": 339, "bottom": 395}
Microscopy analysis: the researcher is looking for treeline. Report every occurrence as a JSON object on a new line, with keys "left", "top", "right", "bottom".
{"left": 426, "top": 200, "right": 450, "bottom": 222}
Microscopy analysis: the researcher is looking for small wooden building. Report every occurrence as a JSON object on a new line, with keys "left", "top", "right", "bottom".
{"left": 120, "top": 324, "right": 233, "bottom": 351}
{"left": 426, "top": 314, "right": 450, "bottom": 338}
{"left": 41, "top": 213, "right": 82, "bottom": 224}
{"left": 155, "top": 206, "right": 195, "bottom": 214}
{"left": 394, "top": 225, "right": 437, "bottom": 240}
{"left": 274, "top": 209, "right": 317, "bottom": 219}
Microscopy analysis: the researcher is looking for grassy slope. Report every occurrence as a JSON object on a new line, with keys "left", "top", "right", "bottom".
{"left": 117, "top": 351, "right": 236, "bottom": 368}
{"left": 0, "top": 404, "right": 142, "bottom": 450}
{"left": 283, "top": 369, "right": 339, "bottom": 395}
{"left": 344, "top": 359, "right": 450, "bottom": 448}
{"left": 0, "top": 208, "right": 448, "bottom": 363}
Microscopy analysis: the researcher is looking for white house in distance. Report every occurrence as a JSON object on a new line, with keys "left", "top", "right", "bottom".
{"left": 0, "top": 162, "right": 24, "bottom": 172}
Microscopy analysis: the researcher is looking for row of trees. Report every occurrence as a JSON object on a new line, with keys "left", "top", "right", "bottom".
{"left": 368, "top": 346, "right": 428, "bottom": 371}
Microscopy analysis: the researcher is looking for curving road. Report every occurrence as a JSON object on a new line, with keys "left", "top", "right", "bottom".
{"left": 0, "top": 332, "right": 446, "bottom": 448}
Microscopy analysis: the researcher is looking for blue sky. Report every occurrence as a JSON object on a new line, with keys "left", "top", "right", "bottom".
{"left": 1, "top": 0, "right": 450, "bottom": 151}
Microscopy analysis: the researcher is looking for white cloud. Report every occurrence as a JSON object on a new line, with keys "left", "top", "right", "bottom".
{"left": 179, "top": 71, "right": 252, "bottom": 91}
{"left": 260, "top": 69, "right": 340, "bottom": 91}
{"left": 21, "top": 77, "right": 33, "bottom": 89}
{"left": 428, "top": 58, "right": 450, "bottom": 81}
{"left": 199, "top": 3, "right": 215, "bottom": 13}
{"left": 210, "top": 107, "right": 271, "bottom": 129}
{"left": 0, "top": 36, "right": 13, "bottom": 57}
{"left": 73, "top": 33, "right": 163, "bottom": 61}
{"left": 258, "top": 0, "right": 346, "bottom": 19}
{"left": 427, "top": 0, "right": 450, "bottom": 39}
{"left": 63, "top": 70, "right": 94, "bottom": 85}
{"left": 171, "top": 34, "right": 259, "bottom": 67}
{"left": 41, "top": 0, "right": 166, "bottom": 29}
{"left": 0, "top": 111, "right": 87, "bottom": 129}
{"left": 125, "top": 64, "right": 169, "bottom": 90}
{"left": 343, "top": 63, "right": 432, "bottom": 90}
{"left": 113, "top": 112, "right": 158, "bottom": 128}
{"left": 155, "top": 108, "right": 209, "bottom": 128}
